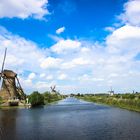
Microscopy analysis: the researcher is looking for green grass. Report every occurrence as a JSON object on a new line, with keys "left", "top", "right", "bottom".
{"left": 77, "top": 94, "right": 140, "bottom": 112}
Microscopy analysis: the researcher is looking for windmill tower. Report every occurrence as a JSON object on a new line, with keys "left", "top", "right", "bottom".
{"left": 0, "top": 48, "right": 26, "bottom": 101}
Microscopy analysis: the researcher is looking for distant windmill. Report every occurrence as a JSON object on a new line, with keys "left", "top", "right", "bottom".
{"left": 0, "top": 48, "right": 26, "bottom": 101}
{"left": 108, "top": 86, "right": 114, "bottom": 96}
{"left": 50, "top": 85, "right": 56, "bottom": 93}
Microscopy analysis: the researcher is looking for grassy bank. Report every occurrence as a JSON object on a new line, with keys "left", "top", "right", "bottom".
{"left": 76, "top": 94, "right": 140, "bottom": 112}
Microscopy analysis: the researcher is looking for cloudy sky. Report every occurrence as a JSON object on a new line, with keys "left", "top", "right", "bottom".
{"left": 0, "top": 0, "right": 140, "bottom": 94}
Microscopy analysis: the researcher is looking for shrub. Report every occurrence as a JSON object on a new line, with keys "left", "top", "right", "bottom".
{"left": 122, "top": 94, "right": 135, "bottom": 99}
{"left": 29, "top": 91, "right": 44, "bottom": 106}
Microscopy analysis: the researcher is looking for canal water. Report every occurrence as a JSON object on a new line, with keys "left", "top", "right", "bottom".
{"left": 0, "top": 97, "right": 140, "bottom": 140}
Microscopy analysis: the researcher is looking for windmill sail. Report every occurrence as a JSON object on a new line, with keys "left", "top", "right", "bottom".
{"left": 0, "top": 48, "right": 7, "bottom": 82}
{"left": 1, "top": 48, "right": 7, "bottom": 73}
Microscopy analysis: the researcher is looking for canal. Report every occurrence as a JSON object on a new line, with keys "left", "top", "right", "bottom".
{"left": 0, "top": 97, "right": 140, "bottom": 140}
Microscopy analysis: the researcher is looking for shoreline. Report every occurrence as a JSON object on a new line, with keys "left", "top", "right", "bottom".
{"left": 78, "top": 97, "right": 140, "bottom": 113}
{"left": 0, "top": 98, "right": 63, "bottom": 109}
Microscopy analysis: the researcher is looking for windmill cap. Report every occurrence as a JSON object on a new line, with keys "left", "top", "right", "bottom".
{"left": 2, "top": 69, "right": 17, "bottom": 78}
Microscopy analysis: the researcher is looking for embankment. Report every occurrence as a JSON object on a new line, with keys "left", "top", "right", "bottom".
{"left": 77, "top": 94, "right": 140, "bottom": 112}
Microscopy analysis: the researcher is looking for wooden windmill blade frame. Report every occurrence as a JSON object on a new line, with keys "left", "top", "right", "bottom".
{"left": 15, "top": 77, "right": 26, "bottom": 99}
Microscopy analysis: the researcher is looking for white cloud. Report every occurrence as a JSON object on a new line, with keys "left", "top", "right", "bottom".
{"left": 72, "top": 57, "right": 91, "bottom": 65}
{"left": 58, "top": 74, "right": 67, "bottom": 80}
{"left": 35, "top": 81, "right": 49, "bottom": 91}
{"left": 51, "top": 39, "right": 81, "bottom": 54}
{"left": 109, "top": 73, "right": 118, "bottom": 78}
{"left": 40, "top": 57, "right": 63, "bottom": 69}
{"left": 106, "top": 25, "right": 140, "bottom": 54}
{"left": 119, "top": 0, "right": 140, "bottom": 26}
{"left": 1, "top": 23, "right": 140, "bottom": 93}
{"left": 46, "top": 75, "right": 53, "bottom": 80}
{"left": 80, "top": 47, "right": 90, "bottom": 53}
{"left": 78, "top": 74, "right": 89, "bottom": 81}
{"left": 61, "top": 57, "right": 92, "bottom": 69}
{"left": 93, "top": 78, "right": 104, "bottom": 82}
{"left": 0, "top": 0, "right": 49, "bottom": 19}
{"left": 28, "top": 72, "right": 36, "bottom": 80}
{"left": 56, "top": 27, "right": 65, "bottom": 34}
{"left": 40, "top": 73, "right": 46, "bottom": 78}
{"left": 0, "top": 27, "right": 45, "bottom": 72}
{"left": 104, "top": 26, "right": 115, "bottom": 32}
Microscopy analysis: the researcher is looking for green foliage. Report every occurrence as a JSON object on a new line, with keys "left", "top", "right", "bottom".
{"left": 28, "top": 90, "right": 65, "bottom": 106}
{"left": 78, "top": 93, "right": 140, "bottom": 112}
{"left": 121, "top": 94, "right": 135, "bottom": 99}
{"left": 0, "top": 96, "right": 3, "bottom": 104}
{"left": 29, "top": 91, "right": 44, "bottom": 106}
{"left": 43, "top": 91, "right": 62, "bottom": 104}
{"left": 113, "top": 94, "right": 120, "bottom": 98}
{"left": 77, "top": 93, "right": 81, "bottom": 96}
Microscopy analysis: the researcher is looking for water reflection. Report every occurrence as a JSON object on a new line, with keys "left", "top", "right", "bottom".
{"left": 0, "top": 108, "right": 18, "bottom": 140}
{"left": 57, "top": 97, "right": 89, "bottom": 105}
{"left": 0, "top": 97, "right": 140, "bottom": 140}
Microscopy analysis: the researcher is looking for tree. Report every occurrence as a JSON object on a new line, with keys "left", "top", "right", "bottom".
{"left": 29, "top": 91, "right": 44, "bottom": 106}
{"left": 43, "top": 91, "right": 62, "bottom": 103}
{"left": 43, "top": 91, "right": 52, "bottom": 103}
{"left": 77, "top": 93, "right": 81, "bottom": 96}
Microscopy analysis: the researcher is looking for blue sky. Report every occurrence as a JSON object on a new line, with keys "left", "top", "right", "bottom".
{"left": 0, "top": 0, "right": 140, "bottom": 94}
{"left": 0, "top": 0, "right": 126, "bottom": 46}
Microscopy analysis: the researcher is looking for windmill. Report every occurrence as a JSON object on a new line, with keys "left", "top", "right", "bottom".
{"left": 108, "top": 86, "right": 114, "bottom": 96}
{"left": 50, "top": 85, "right": 57, "bottom": 94}
{"left": 0, "top": 48, "right": 26, "bottom": 102}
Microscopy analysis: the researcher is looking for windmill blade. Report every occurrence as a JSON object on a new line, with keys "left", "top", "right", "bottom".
{"left": 16, "top": 76, "right": 25, "bottom": 99}
{"left": 0, "top": 72, "right": 1, "bottom": 82}
{"left": 52, "top": 85, "right": 56, "bottom": 90}
{"left": 1, "top": 48, "right": 7, "bottom": 73}
{"left": 0, "top": 48, "right": 7, "bottom": 82}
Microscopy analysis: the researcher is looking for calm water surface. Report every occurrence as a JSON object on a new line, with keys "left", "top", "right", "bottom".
{"left": 0, "top": 97, "right": 140, "bottom": 140}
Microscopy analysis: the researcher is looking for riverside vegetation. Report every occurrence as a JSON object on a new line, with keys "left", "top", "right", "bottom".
{"left": 28, "top": 91, "right": 66, "bottom": 107}
{"left": 76, "top": 93, "right": 140, "bottom": 112}
{"left": 0, "top": 91, "right": 65, "bottom": 107}
{"left": 0, "top": 97, "right": 2, "bottom": 104}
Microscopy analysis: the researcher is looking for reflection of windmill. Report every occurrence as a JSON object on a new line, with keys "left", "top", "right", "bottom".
{"left": 50, "top": 85, "right": 56, "bottom": 93}
{"left": 0, "top": 48, "right": 26, "bottom": 101}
